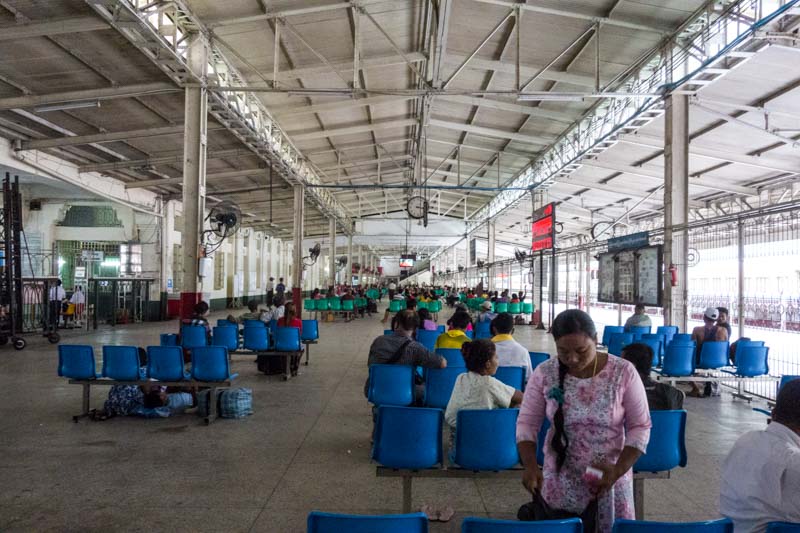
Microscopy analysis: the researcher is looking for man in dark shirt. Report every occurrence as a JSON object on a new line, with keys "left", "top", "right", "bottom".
{"left": 622, "top": 343, "right": 684, "bottom": 411}
{"left": 366, "top": 310, "right": 446, "bottom": 402}
{"left": 717, "top": 306, "right": 732, "bottom": 338}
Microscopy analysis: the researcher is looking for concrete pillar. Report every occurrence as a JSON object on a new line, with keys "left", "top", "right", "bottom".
{"left": 347, "top": 234, "right": 353, "bottom": 287}
{"left": 291, "top": 185, "right": 305, "bottom": 309}
{"left": 328, "top": 218, "right": 336, "bottom": 287}
{"left": 180, "top": 36, "right": 208, "bottom": 319}
{"left": 487, "top": 221, "right": 496, "bottom": 291}
{"left": 357, "top": 245, "right": 363, "bottom": 286}
{"left": 663, "top": 94, "right": 689, "bottom": 331}
{"left": 585, "top": 250, "right": 591, "bottom": 312}
{"left": 160, "top": 199, "right": 175, "bottom": 319}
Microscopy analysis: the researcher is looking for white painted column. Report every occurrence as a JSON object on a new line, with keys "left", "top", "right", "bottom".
{"left": 328, "top": 218, "right": 336, "bottom": 287}
{"left": 487, "top": 221, "right": 496, "bottom": 291}
{"left": 347, "top": 234, "right": 353, "bottom": 286}
{"left": 180, "top": 35, "right": 208, "bottom": 318}
{"left": 663, "top": 94, "right": 689, "bottom": 331}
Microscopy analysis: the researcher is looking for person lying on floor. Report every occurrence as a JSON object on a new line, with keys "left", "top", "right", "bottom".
{"left": 91, "top": 384, "right": 196, "bottom": 420}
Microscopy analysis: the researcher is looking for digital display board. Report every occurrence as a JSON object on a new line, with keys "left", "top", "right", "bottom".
{"left": 400, "top": 254, "right": 416, "bottom": 269}
{"left": 531, "top": 203, "right": 556, "bottom": 252}
{"left": 597, "top": 245, "right": 663, "bottom": 306}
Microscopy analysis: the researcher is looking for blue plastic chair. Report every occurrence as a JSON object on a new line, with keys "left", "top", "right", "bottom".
{"left": 475, "top": 321, "right": 492, "bottom": 340}
{"left": 465, "top": 329, "right": 474, "bottom": 339}
{"left": 384, "top": 329, "right": 394, "bottom": 336}
{"left": 243, "top": 325, "right": 269, "bottom": 351}
{"left": 275, "top": 327, "right": 301, "bottom": 351}
{"left": 190, "top": 346, "right": 238, "bottom": 381}
{"left": 307, "top": 511, "right": 429, "bottom": 533}
{"left": 437, "top": 348, "right": 466, "bottom": 367}
{"left": 608, "top": 332, "right": 634, "bottom": 356}
{"left": 636, "top": 338, "right": 662, "bottom": 367}
{"left": 180, "top": 325, "right": 207, "bottom": 349}
{"left": 454, "top": 409, "right": 519, "bottom": 470}
{"left": 58, "top": 345, "right": 99, "bottom": 379}
{"left": 698, "top": 341, "right": 729, "bottom": 369}
{"left": 766, "top": 523, "right": 800, "bottom": 533}
{"left": 416, "top": 329, "right": 439, "bottom": 352}
{"left": 424, "top": 367, "right": 467, "bottom": 409}
{"left": 372, "top": 405, "right": 442, "bottom": 469}
{"left": 367, "top": 364, "right": 414, "bottom": 406}
{"left": 301, "top": 320, "right": 319, "bottom": 341}
{"left": 671, "top": 333, "right": 693, "bottom": 344}
{"left": 732, "top": 345, "right": 769, "bottom": 377}
{"left": 780, "top": 375, "right": 800, "bottom": 391}
{"left": 628, "top": 325, "right": 651, "bottom": 340}
{"left": 634, "top": 410, "right": 687, "bottom": 472}
{"left": 494, "top": 366, "right": 525, "bottom": 391}
{"left": 244, "top": 319, "right": 265, "bottom": 329}
{"left": 738, "top": 339, "right": 765, "bottom": 348}
{"left": 462, "top": 517, "right": 582, "bottom": 532}
{"left": 101, "top": 346, "right": 141, "bottom": 380}
{"left": 529, "top": 352, "right": 549, "bottom": 370}
{"left": 160, "top": 333, "right": 178, "bottom": 346}
{"left": 602, "top": 325, "right": 624, "bottom": 346}
{"left": 438, "top": 325, "right": 446, "bottom": 333}
{"left": 661, "top": 343, "right": 695, "bottom": 377}
{"left": 641, "top": 333, "right": 666, "bottom": 358}
{"left": 536, "top": 419, "right": 550, "bottom": 466}
{"left": 217, "top": 319, "right": 236, "bottom": 327}
{"left": 146, "top": 346, "right": 187, "bottom": 381}
{"left": 212, "top": 325, "right": 238, "bottom": 351}
{"left": 657, "top": 325, "right": 679, "bottom": 337}
{"left": 613, "top": 518, "right": 733, "bottom": 532}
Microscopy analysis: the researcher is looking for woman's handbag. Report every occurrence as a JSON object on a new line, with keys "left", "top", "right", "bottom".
{"left": 517, "top": 491, "right": 599, "bottom": 533}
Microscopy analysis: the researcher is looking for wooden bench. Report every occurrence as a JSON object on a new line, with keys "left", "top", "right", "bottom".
{"left": 376, "top": 466, "right": 667, "bottom": 519}
{"left": 68, "top": 378, "right": 234, "bottom": 425}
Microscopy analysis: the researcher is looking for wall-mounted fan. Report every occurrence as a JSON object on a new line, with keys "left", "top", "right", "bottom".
{"left": 514, "top": 248, "right": 529, "bottom": 265}
{"left": 336, "top": 256, "right": 348, "bottom": 271}
{"left": 202, "top": 200, "right": 241, "bottom": 254}
{"left": 458, "top": 265, "right": 464, "bottom": 273}
{"left": 476, "top": 259, "right": 485, "bottom": 269}
{"left": 303, "top": 243, "right": 321, "bottom": 268}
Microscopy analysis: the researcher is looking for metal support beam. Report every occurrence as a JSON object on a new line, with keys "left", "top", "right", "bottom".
{"left": 125, "top": 167, "right": 266, "bottom": 189}
{"left": 439, "top": 95, "right": 575, "bottom": 123}
{"left": 79, "top": 148, "right": 250, "bottom": 173}
{"left": 290, "top": 118, "right": 417, "bottom": 142}
{"left": 17, "top": 124, "right": 222, "bottom": 151}
{"left": 292, "top": 184, "right": 305, "bottom": 301}
{"left": 487, "top": 221, "right": 496, "bottom": 291}
{"left": 443, "top": 9, "right": 514, "bottom": 89}
{"left": 0, "top": 82, "right": 179, "bottom": 112}
{"left": 329, "top": 218, "right": 337, "bottom": 286}
{"left": 428, "top": 119, "right": 554, "bottom": 145}
{"left": 180, "top": 36, "right": 208, "bottom": 318}
{"left": 0, "top": 16, "right": 109, "bottom": 41}
{"left": 663, "top": 94, "right": 689, "bottom": 331}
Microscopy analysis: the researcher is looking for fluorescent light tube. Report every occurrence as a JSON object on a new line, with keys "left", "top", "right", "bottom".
{"left": 34, "top": 100, "right": 101, "bottom": 113}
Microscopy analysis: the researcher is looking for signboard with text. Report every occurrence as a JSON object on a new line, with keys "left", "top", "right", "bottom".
{"left": 531, "top": 203, "right": 556, "bottom": 252}
{"left": 81, "top": 250, "right": 104, "bottom": 262}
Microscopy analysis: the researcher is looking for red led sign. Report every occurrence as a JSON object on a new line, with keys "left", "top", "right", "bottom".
{"left": 531, "top": 203, "right": 556, "bottom": 252}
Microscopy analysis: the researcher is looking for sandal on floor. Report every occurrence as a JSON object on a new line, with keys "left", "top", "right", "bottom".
{"left": 437, "top": 506, "right": 455, "bottom": 523}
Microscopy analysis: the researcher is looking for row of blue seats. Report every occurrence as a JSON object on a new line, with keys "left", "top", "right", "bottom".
{"left": 308, "top": 512, "right": 798, "bottom": 532}
{"left": 161, "top": 321, "right": 319, "bottom": 353}
{"left": 372, "top": 405, "right": 687, "bottom": 478}
{"left": 602, "top": 325, "right": 679, "bottom": 347}
{"left": 57, "top": 344, "right": 237, "bottom": 382}
{"left": 654, "top": 340, "right": 769, "bottom": 377}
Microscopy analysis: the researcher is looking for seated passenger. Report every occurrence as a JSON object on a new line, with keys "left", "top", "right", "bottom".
{"left": 445, "top": 339, "right": 523, "bottom": 453}
{"left": 227, "top": 300, "right": 261, "bottom": 324}
{"left": 366, "top": 310, "right": 446, "bottom": 402}
{"left": 622, "top": 343, "right": 684, "bottom": 410}
{"left": 417, "top": 308, "right": 437, "bottom": 331}
{"left": 477, "top": 301, "right": 498, "bottom": 323}
{"left": 436, "top": 311, "right": 472, "bottom": 350}
{"left": 624, "top": 303, "right": 652, "bottom": 330}
{"left": 689, "top": 306, "right": 728, "bottom": 398}
{"left": 490, "top": 313, "right": 533, "bottom": 381}
{"left": 720, "top": 379, "right": 800, "bottom": 531}
{"left": 277, "top": 302, "right": 302, "bottom": 336}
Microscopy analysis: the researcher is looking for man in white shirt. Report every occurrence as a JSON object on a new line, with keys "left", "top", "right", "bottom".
{"left": 720, "top": 379, "right": 800, "bottom": 532}
{"left": 48, "top": 279, "right": 66, "bottom": 329}
{"left": 490, "top": 313, "right": 533, "bottom": 381}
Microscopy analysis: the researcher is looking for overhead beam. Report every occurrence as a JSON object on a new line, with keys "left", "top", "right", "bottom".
{"left": 269, "top": 52, "right": 426, "bottom": 83}
{"left": 617, "top": 133, "right": 800, "bottom": 175}
{"left": 444, "top": 55, "right": 597, "bottom": 89}
{"left": 428, "top": 118, "right": 555, "bottom": 145}
{"left": 79, "top": 148, "right": 252, "bottom": 173}
{"left": 0, "top": 82, "right": 180, "bottom": 112}
{"left": 317, "top": 154, "right": 414, "bottom": 173}
{"left": 18, "top": 124, "right": 224, "bottom": 150}
{"left": 471, "top": 0, "right": 669, "bottom": 34}
{"left": 125, "top": 167, "right": 267, "bottom": 189}
{"left": 289, "top": 118, "right": 417, "bottom": 142}
{"left": 580, "top": 161, "right": 756, "bottom": 196}
{"left": 209, "top": 1, "right": 388, "bottom": 26}
{"left": 439, "top": 95, "right": 576, "bottom": 124}
{"left": 0, "top": 16, "right": 109, "bottom": 41}
{"left": 427, "top": 137, "right": 538, "bottom": 159}
{"left": 274, "top": 95, "right": 417, "bottom": 119}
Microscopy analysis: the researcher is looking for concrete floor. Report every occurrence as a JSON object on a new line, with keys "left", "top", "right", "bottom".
{"left": 0, "top": 303, "right": 768, "bottom": 532}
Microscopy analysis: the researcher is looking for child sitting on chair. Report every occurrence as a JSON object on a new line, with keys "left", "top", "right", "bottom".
{"left": 444, "top": 339, "right": 523, "bottom": 456}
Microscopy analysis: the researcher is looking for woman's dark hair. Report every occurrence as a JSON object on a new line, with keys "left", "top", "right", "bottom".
{"left": 551, "top": 309, "right": 597, "bottom": 341}
{"left": 194, "top": 301, "right": 209, "bottom": 315}
{"left": 417, "top": 308, "right": 431, "bottom": 322}
{"left": 247, "top": 300, "right": 259, "bottom": 312}
{"left": 773, "top": 379, "right": 800, "bottom": 428}
{"left": 550, "top": 309, "right": 597, "bottom": 471}
{"left": 284, "top": 302, "right": 296, "bottom": 324}
{"left": 461, "top": 339, "right": 496, "bottom": 373}
{"left": 393, "top": 309, "right": 419, "bottom": 332}
{"left": 490, "top": 312, "right": 514, "bottom": 335}
{"left": 450, "top": 311, "right": 472, "bottom": 330}
{"left": 621, "top": 343, "right": 654, "bottom": 379}
{"left": 143, "top": 390, "right": 166, "bottom": 409}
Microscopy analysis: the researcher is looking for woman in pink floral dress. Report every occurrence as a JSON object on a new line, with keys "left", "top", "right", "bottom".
{"left": 516, "top": 310, "right": 651, "bottom": 531}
